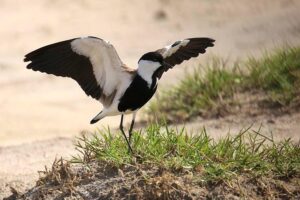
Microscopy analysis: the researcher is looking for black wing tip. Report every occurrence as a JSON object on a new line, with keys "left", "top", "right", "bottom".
{"left": 24, "top": 56, "right": 31, "bottom": 62}
{"left": 23, "top": 36, "right": 102, "bottom": 63}
{"left": 26, "top": 63, "right": 33, "bottom": 70}
{"left": 188, "top": 37, "right": 215, "bottom": 46}
{"left": 204, "top": 37, "right": 215, "bottom": 43}
{"left": 188, "top": 37, "right": 215, "bottom": 42}
{"left": 206, "top": 38, "right": 215, "bottom": 46}
{"left": 24, "top": 54, "right": 34, "bottom": 70}
{"left": 24, "top": 50, "right": 34, "bottom": 62}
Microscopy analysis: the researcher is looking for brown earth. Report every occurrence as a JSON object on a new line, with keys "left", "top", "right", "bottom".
{"left": 9, "top": 160, "right": 300, "bottom": 199}
{"left": 1, "top": 0, "right": 300, "bottom": 199}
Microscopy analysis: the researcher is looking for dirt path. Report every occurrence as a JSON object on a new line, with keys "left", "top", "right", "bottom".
{"left": 0, "top": 137, "right": 75, "bottom": 198}
{"left": 1, "top": 0, "right": 300, "bottom": 198}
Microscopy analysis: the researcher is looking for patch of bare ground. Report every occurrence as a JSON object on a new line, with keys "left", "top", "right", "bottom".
{"left": 213, "top": 88, "right": 300, "bottom": 131}
{"left": 8, "top": 159, "right": 299, "bottom": 200}
{"left": 0, "top": 138, "right": 76, "bottom": 200}
{"left": 218, "top": 90, "right": 300, "bottom": 119}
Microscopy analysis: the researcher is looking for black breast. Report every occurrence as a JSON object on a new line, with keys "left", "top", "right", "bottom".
{"left": 118, "top": 74, "right": 157, "bottom": 112}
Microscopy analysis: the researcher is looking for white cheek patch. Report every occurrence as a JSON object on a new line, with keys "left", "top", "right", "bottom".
{"left": 138, "top": 60, "right": 161, "bottom": 88}
{"left": 163, "top": 39, "right": 189, "bottom": 58}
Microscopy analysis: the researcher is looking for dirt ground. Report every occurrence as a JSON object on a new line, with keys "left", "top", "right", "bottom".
{"left": 1, "top": 0, "right": 300, "bottom": 198}
{"left": 16, "top": 160, "right": 300, "bottom": 199}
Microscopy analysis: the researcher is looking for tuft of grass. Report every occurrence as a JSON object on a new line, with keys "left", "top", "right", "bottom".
{"left": 73, "top": 125, "right": 300, "bottom": 183}
{"left": 146, "top": 47, "right": 300, "bottom": 122}
{"left": 36, "top": 158, "right": 78, "bottom": 195}
{"left": 246, "top": 47, "right": 300, "bottom": 104}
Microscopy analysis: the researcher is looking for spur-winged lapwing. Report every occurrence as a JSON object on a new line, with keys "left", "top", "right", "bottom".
{"left": 24, "top": 36, "right": 215, "bottom": 152}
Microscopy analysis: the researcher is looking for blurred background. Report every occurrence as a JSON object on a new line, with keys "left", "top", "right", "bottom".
{"left": 0, "top": 0, "right": 300, "bottom": 194}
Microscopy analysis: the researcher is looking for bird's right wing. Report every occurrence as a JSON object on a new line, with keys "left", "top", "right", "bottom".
{"left": 155, "top": 38, "right": 215, "bottom": 78}
{"left": 24, "top": 36, "right": 135, "bottom": 106}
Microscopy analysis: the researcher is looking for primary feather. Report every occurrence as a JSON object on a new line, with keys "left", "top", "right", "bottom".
{"left": 155, "top": 37, "right": 215, "bottom": 78}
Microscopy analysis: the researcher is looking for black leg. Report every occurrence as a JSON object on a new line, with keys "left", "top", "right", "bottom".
{"left": 119, "top": 114, "right": 133, "bottom": 153}
{"left": 128, "top": 112, "right": 136, "bottom": 144}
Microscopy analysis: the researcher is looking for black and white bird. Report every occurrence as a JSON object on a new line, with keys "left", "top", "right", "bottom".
{"left": 24, "top": 36, "right": 215, "bottom": 152}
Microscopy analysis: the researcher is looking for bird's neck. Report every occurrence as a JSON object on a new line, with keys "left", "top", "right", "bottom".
{"left": 135, "top": 71, "right": 158, "bottom": 90}
{"left": 137, "top": 68, "right": 154, "bottom": 88}
{"left": 137, "top": 60, "right": 161, "bottom": 88}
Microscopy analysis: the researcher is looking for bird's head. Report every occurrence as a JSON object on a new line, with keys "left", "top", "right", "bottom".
{"left": 138, "top": 52, "right": 163, "bottom": 69}
{"left": 137, "top": 52, "right": 166, "bottom": 86}
{"left": 138, "top": 52, "right": 171, "bottom": 73}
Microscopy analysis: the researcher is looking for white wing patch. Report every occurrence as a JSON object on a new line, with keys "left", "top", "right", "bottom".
{"left": 71, "top": 37, "right": 125, "bottom": 96}
{"left": 162, "top": 39, "right": 189, "bottom": 58}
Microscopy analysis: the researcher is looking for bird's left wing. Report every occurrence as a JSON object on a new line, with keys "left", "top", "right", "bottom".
{"left": 155, "top": 38, "right": 215, "bottom": 78}
{"left": 24, "top": 36, "right": 135, "bottom": 106}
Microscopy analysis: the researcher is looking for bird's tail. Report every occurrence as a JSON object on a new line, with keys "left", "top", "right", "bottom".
{"left": 90, "top": 111, "right": 103, "bottom": 124}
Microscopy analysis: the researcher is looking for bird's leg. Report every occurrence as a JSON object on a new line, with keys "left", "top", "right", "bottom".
{"left": 119, "top": 114, "right": 133, "bottom": 153}
{"left": 128, "top": 112, "right": 137, "bottom": 144}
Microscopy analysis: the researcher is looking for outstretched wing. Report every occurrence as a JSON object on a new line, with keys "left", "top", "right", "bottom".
{"left": 155, "top": 38, "right": 215, "bottom": 78}
{"left": 24, "top": 36, "right": 135, "bottom": 106}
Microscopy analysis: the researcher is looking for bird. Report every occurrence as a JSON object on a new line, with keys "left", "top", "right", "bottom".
{"left": 24, "top": 36, "right": 215, "bottom": 153}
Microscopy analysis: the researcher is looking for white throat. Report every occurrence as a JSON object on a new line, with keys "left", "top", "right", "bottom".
{"left": 137, "top": 60, "right": 161, "bottom": 87}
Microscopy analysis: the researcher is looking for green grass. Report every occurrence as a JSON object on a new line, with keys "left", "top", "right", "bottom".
{"left": 73, "top": 125, "right": 300, "bottom": 183}
{"left": 146, "top": 58, "right": 242, "bottom": 122}
{"left": 146, "top": 47, "right": 300, "bottom": 122}
{"left": 246, "top": 47, "right": 300, "bottom": 104}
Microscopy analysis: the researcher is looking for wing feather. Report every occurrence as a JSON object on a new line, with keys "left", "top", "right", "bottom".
{"left": 155, "top": 38, "right": 215, "bottom": 78}
{"left": 24, "top": 36, "right": 134, "bottom": 106}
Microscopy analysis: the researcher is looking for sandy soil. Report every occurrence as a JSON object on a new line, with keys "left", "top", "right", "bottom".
{"left": 1, "top": 0, "right": 300, "bottom": 198}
